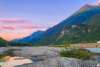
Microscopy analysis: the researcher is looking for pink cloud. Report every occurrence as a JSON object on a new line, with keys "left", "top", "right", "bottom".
{"left": 0, "top": 18, "right": 48, "bottom": 29}
{"left": 0, "top": 32, "right": 32, "bottom": 41}
{"left": 0, "top": 26, "right": 15, "bottom": 30}
{"left": 0, "top": 18, "right": 49, "bottom": 40}
{"left": 20, "top": 25, "right": 48, "bottom": 29}
{"left": 0, "top": 18, "right": 49, "bottom": 30}
{"left": 0, "top": 18, "right": 28, "bottom": 23}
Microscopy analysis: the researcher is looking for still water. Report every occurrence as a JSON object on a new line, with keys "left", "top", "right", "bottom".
{"left": 86, "top": 48, "right": 100, "bottom": 53}
{"left": 0, "top": 62, "right": 4, "bottom": 66}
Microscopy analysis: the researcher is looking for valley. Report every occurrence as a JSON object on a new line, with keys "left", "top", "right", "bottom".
{"left": 0, "top": 1, "right": 100, "bottom": 67}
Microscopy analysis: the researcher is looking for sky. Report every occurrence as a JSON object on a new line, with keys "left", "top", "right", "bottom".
{"left": 0, "top": 0, "right": 97, "bottom": 41}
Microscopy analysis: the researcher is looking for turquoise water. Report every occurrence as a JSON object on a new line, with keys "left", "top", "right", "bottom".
{"left": 86, "top": 48, "right": 100, "bottom": 53}
{"left": 0, "top": 62, "right": 4, "bottom": 66}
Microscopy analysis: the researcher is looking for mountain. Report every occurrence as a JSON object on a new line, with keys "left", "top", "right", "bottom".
{"left": 13, "top": 31, "right": 44, "bottom": 44}
{"left": 0, "top": 38, "right": 8, "bottom": 47}
{"left": 14, "top": 5, "right": 100, "bottom": 45}
{"left": 79, "top": 4, "right": 96, "bottom": 12}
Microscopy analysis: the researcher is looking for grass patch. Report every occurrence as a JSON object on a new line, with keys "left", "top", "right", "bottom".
{"left": 60, "top": 49, "right": 93, "bottom": 60}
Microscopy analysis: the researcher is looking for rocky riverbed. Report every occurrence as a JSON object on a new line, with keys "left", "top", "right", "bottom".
{"left": 0, "top": 47, "right": 100, "bottom": 67}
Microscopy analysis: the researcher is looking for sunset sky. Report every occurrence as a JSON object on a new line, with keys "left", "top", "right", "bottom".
{"left": 0, "top": 0, "right": 96, "bottom": 41}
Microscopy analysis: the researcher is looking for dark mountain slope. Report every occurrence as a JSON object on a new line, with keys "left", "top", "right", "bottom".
{"left": 0, "top": 38, "right": 8, "bottom": 47}
{"left": 37, "top": 5, "right": 100, "bottom": 45}
{"left": 13, "top": 31, "right": 44, "bottom": 44}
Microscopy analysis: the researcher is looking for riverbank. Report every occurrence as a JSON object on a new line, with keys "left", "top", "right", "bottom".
{"left": 0, "top": 46, "right": 100, "bottom": 67}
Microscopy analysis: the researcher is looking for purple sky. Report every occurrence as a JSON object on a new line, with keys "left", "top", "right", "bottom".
{"left": 0, "top": 0, "right": 96, "bottom": 40}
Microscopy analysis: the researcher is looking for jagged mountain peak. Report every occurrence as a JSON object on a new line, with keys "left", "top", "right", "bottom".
{"left": 79, "top": 4, "right": 100, "bottom": 12}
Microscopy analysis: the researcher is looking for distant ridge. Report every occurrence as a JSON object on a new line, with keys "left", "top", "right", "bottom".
{"left": 13, "top": 31, "right": 44, "bottom": 44}
{"left": 0, "top": 38, "right": 8, "bottom": 46}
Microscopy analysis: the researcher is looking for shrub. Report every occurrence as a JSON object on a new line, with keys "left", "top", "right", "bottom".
{"left": 60, "top": 49, "right": 93, "bottom": 60}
